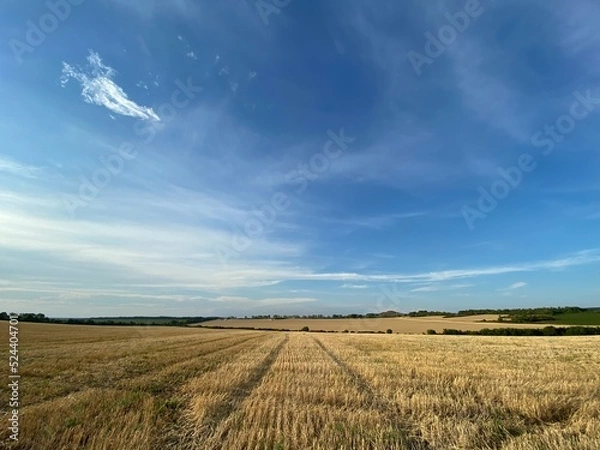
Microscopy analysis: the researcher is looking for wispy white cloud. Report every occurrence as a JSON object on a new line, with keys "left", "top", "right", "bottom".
{"left": 136, "top": 80, "right": 149, "bottom": 91}
{"left": 327, "top": 131, "right": 464, "bottom": 189}
{"left": 447, "top": 39, "right": 532, "bottom": 143}
{"left": 324, "top": 211, "right": 428, "bottom": 230}
{"left": 555, "top": 0, "right": 600, "bottom": 61}
{"left": 61, "top": 50, "right": 160, "bottom": 122}
{"left": 411, "top": 283, "right": 474, "bottom": 293}
{"left": 410, "top": 285, "right": 439, "bottom": 292}
{"left": 209, "top": 296, "right": 318, "bottom": 307}
{"left": 0, "top": 157, "right": 40, "bottom": 178}
{"left": 546, "top": 199, "right": 600, "bottom": 221}
{"left": 2, "top": 174, "right": 599, "bottom": 313}
{"left": 499, "top": 282, "right": 527, "bottom": 291}
{"left": 104, "top": 0, "right": 201, "bottom": 20}
{"left": 450, "top": 283, "right": 475, "bottom": 289}
{"left": 294, "top": 250, "right": 600, "bottom": 284}
{"left": 341, "top": 284, "right": 368, "bottom": 289}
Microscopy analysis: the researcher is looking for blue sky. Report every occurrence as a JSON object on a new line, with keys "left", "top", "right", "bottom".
{"left": 1, "top": 0, "right": 599, "bottom": 317}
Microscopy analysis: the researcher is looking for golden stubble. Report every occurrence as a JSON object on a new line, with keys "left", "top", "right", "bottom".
{"left": 1, "top": 323, "right": 598, "bottom": 450}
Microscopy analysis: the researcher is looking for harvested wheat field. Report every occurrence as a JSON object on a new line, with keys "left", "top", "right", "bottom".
{"left": 2, "top": 323, "right": 599, "bottom": 450}
{"left": 200, "top": 315, "right": 548, "bottom": 333}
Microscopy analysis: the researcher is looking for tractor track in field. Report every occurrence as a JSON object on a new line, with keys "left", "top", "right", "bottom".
{"left": 23, "top": 333, "right": 267, "bottom": 410}
{"left": 178, "top": 334, "right": 289, "bottom": 450}
{"left": 312, "top": 336, "right": 434, "bottom": 450}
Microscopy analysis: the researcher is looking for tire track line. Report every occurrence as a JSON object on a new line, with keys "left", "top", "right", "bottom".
{"left": 312, "top": 336, "right": 434, "bottom": 450}
{"left": 189, "top": 335, "right": 289, "bottom": 449}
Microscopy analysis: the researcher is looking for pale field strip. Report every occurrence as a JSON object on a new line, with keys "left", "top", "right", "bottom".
{"left": 201, "top": 315, "right": 553, "bottom": 334}
{"left": 316, "top": 333, "right": 600, "bottom": 449}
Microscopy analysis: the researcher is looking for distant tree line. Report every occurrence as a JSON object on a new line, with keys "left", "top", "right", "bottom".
{"left": 0, "top": 313, "right": 217, "bottom": 326}
{"left": 203, "top": 325, "right": 397, "bottom": 334}
{"left": 203, "top": 324, "right": 600, "bottom": 336}
{"left": 3, "top": 306, "right": 598, "bottom": 327}
{"left": 435, "top": 326, "right": 600, "bottom": 336}
{"left": 248, "top": 307, "right": 599, "bottom": 321}
{"left": 1, "top": 313, "right": 48, "bottom": 322}
{"left": 450, "top": 306, "right": 593, "bottom": 322}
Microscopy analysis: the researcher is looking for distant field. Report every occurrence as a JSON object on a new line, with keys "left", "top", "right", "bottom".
{"left": 200, "top": 315, "right": 553, "bottom": 333}
{"left": 550, "top": 311, "right": 600, "bottom": 325}
{"left": 3, "top": 323, "right": 599, "bottom": 449}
